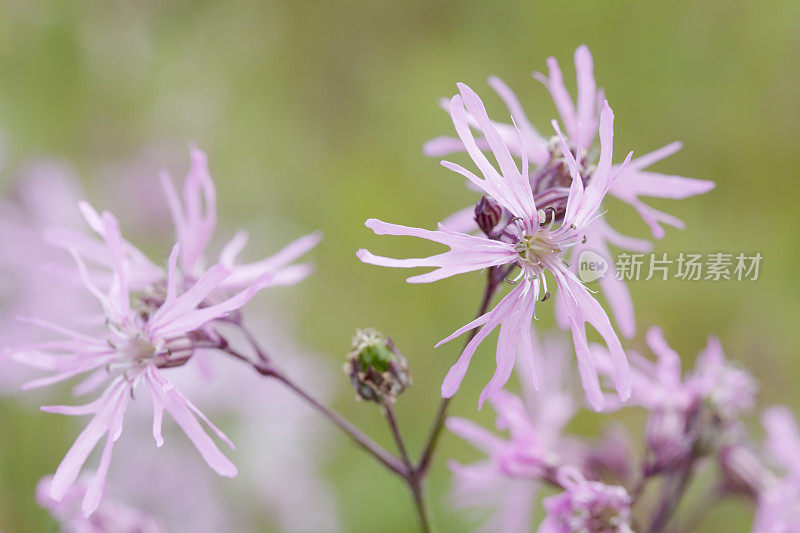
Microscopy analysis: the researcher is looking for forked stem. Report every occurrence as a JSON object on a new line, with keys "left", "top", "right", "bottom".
{"left": 221, "top": 264, "right": 503, "bottom": 531}
{"left": 222, "top": 343, "right": 406, "bottom": 477}
{"left": 416, "top": 266, "right": 502, "bottom": 475}
{"left": 384, "top": 401, "right": 432, "bottom": 532}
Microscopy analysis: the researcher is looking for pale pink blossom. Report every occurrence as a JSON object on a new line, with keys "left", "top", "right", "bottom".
{"left": 424, "top": 45, "right": 714, "bottom": 239}
{"left": 359, "top": 83, "right": 631, "bottom": 410}
{"left": 5, "top": 146, "right": 323, "bottom": 517}
{"left": 37, "top": 474, "right": 165, "bottom": 533}
{"left": 423, "top": 45, "right": 714, "bottom": 338}
{"left": 9, "top": 207, "right": 273, "bottom": 516}
{"left": 618, "top": 328, "right": 757, "bottom": 421}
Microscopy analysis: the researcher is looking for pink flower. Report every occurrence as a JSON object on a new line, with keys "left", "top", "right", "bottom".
{"left": 446, "top": 338, "right": 641, "bottom": 531}
{"left": 594, "top": 327, "right": 756, "bottom": 473}
{"left": 36, "top": 474, "right": 165, "bottom": 533}
{"left": 359, "top": 83, "right": 631, "bottom": 410}
{"left": 105, "top": 311, "right": 343, "bottom": 533}
{"left": 626, "top": 328, "right": 756, "bottom": 421}
{"left": 9, "top": 207, "right": 275, "bottom": 516}
{"left": 448, "top": 461, "right": 537, "bottom": 533}
{"left": 159, "top": 147, "right": 322, "bottom": 290}
{"left": 0, "top": 161, "right": 97, "bottom": 391}
{"left": 423, "top": 45, "right": 714, "bottom": 338}
{"left": 446, "top": 338, "right": 587, "bottom": 532}
{"left": 5, "top": 147, "right": 323, "bottom": 517}
{"left": 751, "top": 407, "right": 800, "bottom": 533}
{"left": 539, "top": 468, "right": 633, "bottom": 533}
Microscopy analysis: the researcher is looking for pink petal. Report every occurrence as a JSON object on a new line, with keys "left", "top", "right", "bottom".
{"left": 147, "top": 384, "right": 165, "bottom": 447}
{"left": 645, "top": 327, "right": 682, "bottom": 384}
{"left": 457, "top": 83, "right": 536, "bottom": 224}
{"left": 487, "top": 75, "right": 549, "bottom": 164}
{"left": 625, "top": 141, "right": 683, "bottom": 172}
{"left": 50, "top": 379, "right": 128, "bottom": 501}
{"left": 440, "top": 206, "right": 479, "bottom": 234}
{"left": 422, "top": 135, "right": 470, "bottom": 157}
{"left": 614, "top": 170, "right": 716, "bottom": 200}
{"left": 145, "top": 366, "right": 236, "bottom": 477}
{"left": 445, "top": 417, "right": 505, "bottom": 453}
{"left": 554, "top": 269, "right": 630, "bottom": 409}
{"left": 150, "top": 272, "right": 272, "bottom": 339}
{"left": 574, "top": 45, "right": 597, "bottom": 151}
{"left": 535, "top": 57, "right": 578, "bottom": 140}
{"left": 478, "top": 285, "right": 538, "bottom": 408}
{"left": 82, "top": 389, "right": 129, "bottom": 516}
{"left": 223, "top": 230, "right": 322, "bottom": 288}
{"left": 762, "top": 406, "right": 800, "bottom": 478}
{"left": 440, "top": 282, "right": 532, "bottom": 398}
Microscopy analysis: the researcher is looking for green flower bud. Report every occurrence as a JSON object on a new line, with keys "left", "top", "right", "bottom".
{"left": 344, "top": 328, "right": 411, "bottom": 403}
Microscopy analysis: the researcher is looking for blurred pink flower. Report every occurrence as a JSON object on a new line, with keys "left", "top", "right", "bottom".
{"left": 106, "top": 313, "right": 342, "bottom": 533}
{"left": 159, "top": 147, "right": 322, "bottom": 290}
{"left": 423, "top": 45, "right": 714, "bottom": 338}
{"left": 446, "top": 337, "right": 587, "bottom": 532}
{"left": 539, "top": 468, "right": 633, "bottom": 533}
{"left": 37, "top": 474, "right": 165, "bottom": 533}
{"left": 448, "top": 462, "right": 536, "bottom": 533}
{"left": 5, "top": 146, "right": 323, "bottom": 518}
{"left": 9, "top": 206, "right": 276, "bottom": 516}
{"left": 359, "top": 83, "right": 631, "bottom": 410}
{"left": 595, "top": 327, "right": 757, "bottom": 473}
{"left": 0, "top": 160, "right": 96, "bottom": 392}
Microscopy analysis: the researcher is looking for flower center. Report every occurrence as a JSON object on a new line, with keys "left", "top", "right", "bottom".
{"left": 514, "top": 232, "right": 561, "bottom": 266}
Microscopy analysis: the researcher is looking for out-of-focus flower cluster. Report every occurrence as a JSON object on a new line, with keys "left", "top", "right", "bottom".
{"left": 447, "top": 329, "right": 794, "bottom": 532}
{"left": 0, "top": 145, "right": 339, "bottom": 531}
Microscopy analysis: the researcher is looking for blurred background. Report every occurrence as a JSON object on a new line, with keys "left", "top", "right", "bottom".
{"left": 0, "top": 0, "right": 799, "bottom": 531}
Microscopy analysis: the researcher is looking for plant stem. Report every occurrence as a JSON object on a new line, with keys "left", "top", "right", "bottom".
{"left": 223, "top": 263, "right": 505, "bottom": 531}
{"left": 679, "top": 486, "right": 722, "bottom": 532}
{"left": 221, "top": 340, "right": 407, "bottom": 477}
{"left": 384, "top": 402, "right": 432, "bottom": 533}
{"left": 384, "top": 402, "right": 412, "bottom": 469}
{"left": 649, "top": 459, "right": 695, "bottom": 533}
{"left": 258, "top": 364, "right": 407, "bottom": 477}
{"left": 416, "top": 266, "right": 501, "bottom": 475}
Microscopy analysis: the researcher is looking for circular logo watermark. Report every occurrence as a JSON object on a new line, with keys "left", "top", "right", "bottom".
{"left": 578, "top": 250, "right": 609, "bottom": 283}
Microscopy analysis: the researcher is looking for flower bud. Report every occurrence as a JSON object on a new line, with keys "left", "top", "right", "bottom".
{"left": 474, "top": 196, "right": 503, "bottom": 236}
{"left": 344, "top": 328, "right": 411, "bottom": 403}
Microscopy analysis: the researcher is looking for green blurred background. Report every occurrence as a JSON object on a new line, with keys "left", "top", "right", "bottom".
{"left": 1, "top": 0, "right": 799, "bottom": 531}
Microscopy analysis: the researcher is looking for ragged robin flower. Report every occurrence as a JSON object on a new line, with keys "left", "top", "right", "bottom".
{"left": 359, "top": 83, "right": 632, "bottom": 410}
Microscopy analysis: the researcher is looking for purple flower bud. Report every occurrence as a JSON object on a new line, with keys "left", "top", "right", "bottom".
{"left": 473, "top": 196, "right": 503, "bottom": 236}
